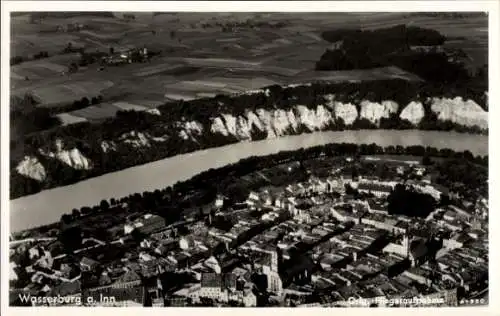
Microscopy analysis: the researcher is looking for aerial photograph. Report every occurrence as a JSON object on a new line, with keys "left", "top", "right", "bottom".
{"left": 7, "top": 10, "right": 488, "bottom": 308}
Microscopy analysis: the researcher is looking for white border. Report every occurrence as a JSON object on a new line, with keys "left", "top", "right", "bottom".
{"left": 1, "top": 2, "right": 499, "bottom": 316}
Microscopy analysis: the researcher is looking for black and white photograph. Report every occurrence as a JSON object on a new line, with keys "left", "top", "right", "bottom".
{"left": 1, "top": 1, "right": 497, "bottom": 312}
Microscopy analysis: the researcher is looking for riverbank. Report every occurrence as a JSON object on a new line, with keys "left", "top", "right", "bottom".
{"left": 10, "top": 129, "right": 488, "bottom": 232}
{"left": 11, "top": 79, "right": 488, "bottom": 200}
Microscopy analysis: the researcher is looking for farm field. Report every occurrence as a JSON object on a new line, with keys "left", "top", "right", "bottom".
{"left": 10, "top": 12, "right": 487, "bottom": 127}
{"left": 11, "top": 53, "right": 81, "bottom": 84}
{"left": 56, "top": 112, "right": 89, "bottom": 125}
{"left": 17, "top": 80, "right": 114, "bottom": 107}
{"left": 295, "top": 66, "right": 423, "bottom": 83}
{"left": 70, "top": 103, "right": 123, "bottom": 121}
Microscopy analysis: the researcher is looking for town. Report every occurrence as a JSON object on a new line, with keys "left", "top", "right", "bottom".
{"left": 7, "top": 10, "right": 489, "bottom": 310}
{"left": 9, "top": 146, "right": 488, "bottom": 307}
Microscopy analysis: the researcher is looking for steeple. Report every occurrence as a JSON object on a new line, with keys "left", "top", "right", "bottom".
{"left": 402, "top": 233, "right": 410, "bottom": 258}
{"left": 156, "top": 269, "right": 163, "bottom": 300}
{"left": 157, "top": 275, "right": 163, "bottom": 293}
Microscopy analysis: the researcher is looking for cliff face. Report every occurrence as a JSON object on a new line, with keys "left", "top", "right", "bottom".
{"left": 430, "top": 97, "right": 488, "bottom": 130}
{"left": 179, "top": 121, "right": 203, "bottom": 140}
{"left": 17, "top": 139, "right": 93, "bottom": 181}
{"left": 40, "top": 139, "right": 92, "bottom": 170}
{"left": 119, "top": 131, "right": 168, "bottom": 148}
{"left": 13, "top": 92, "right": 488, "bottom": 185}
{"left": 101, "top": 140, "right": 117, "bottom": 153}
{"left": 400, "top": 101, "right": 426, "bottom": 125}
{"left": 333, "top": 101, "right": 358, "bottom": 125}
{"left": 16, "top": 156, "right": 46, "bottom": 181}
{"left": 359, "top": 100, "right": 399, "bottom": 125}
{"left": 207, "top": 96, "right": 486, "bottom": 141}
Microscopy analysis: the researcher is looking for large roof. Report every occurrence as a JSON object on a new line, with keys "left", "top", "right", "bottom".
{"left": 201, "top": 273, "right": 222, "bottom": 288}
{"left": 115, "top": 270, "right": 142, "bottom": 285}
{"left": 358, "top": 182, "right": 393, "bottom": 193}
{"left": 80, "top": 256, "right": 99, "bottom": 267}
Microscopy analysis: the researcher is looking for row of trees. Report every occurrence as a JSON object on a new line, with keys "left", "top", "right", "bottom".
{"left": 11, "top": 51, "right": 49, "bottom": 65}
{"left": 46, "top": 95, "right": 104, "bottom": 116}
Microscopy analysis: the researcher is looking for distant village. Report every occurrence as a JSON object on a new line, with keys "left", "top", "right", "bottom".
{"left": 100, "top": 47, "right": 149, "bottom": 66}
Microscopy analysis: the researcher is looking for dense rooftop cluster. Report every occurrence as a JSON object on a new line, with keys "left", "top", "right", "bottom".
{"left": 9, "top": 144, "right": 488, "bottom": 307}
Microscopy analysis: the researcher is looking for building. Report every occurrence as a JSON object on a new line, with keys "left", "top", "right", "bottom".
{"left": 10, "top": 262, "right": 18, "bottom": 281}
{"left": 80, "top": 257, "right": 99, "bottom": 272}
{"left": 326, "top": 177, "right": 345, "bottom": 194}
{"left": 357, "top": 181, "right": 394, "bottom": 198}
{"left": 204, "top": 256, "right": 222, "bottom": 274}
{"left": 197, "top": 272, "right": 242, "bottom": 303}
{"left": 145, "top": 274, "right": 165, "bottom": 307}
{"left": 154, "top": 239, "right": 178, "bottom": 256}
{"left": 249, "top": 246, "right": 279, "bottom": 272}
{"left": 173, "top": 284, "right": 202, "bottom": 304}
{"left": 330, "top": 205, "right": 365, "bottom": 224}
{"left": 138, "top": 214, "right": 166, "bottom": 235}
{"left": 44, "top": 280, "right": 82, "bottom": 306}
{"left": 411, "top": 183, "right": 442, "bottom": 200}
{"left": 261, "top": 265, "right": 283, "bottom": 296}
{"left": 241, "top": 289, "right": 257, "bottom": 307}
{"left": 83, "top": 270, "right": 145, "bottom": 307}
{"left": 409, "top": 239, "right": 430, "bottom": 267}
{"left": 28, "top": 246, "right": 42, "bottom": 260}
{"left": 215, "top": 195, "right": 225, "bottom": 209}
{"left": 294, "top": 209, "right": 312, "bottom": 224}
{"left": 124, "top": 214, "right": 166, "bottom": 235}
{"left": 383, "top": 234, "right": 410, "bottom": 257}
{"left": 199, "top": 273, "right": 224, "bottom": 302}
{"left": 35, "top": 250, "right": 54, "bottom": 269}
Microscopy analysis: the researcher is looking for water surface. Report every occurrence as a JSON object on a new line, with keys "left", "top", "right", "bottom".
{"left": 10, "top": 129, "right": 488, "bottom": 232}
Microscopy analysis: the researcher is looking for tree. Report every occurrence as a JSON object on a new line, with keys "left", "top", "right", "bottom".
{"left": 80, "top": 206, "right": 92, "bottom": 216}
{"left": 109, "top": 47, "right": 115, "bottom": 55}
{"left": 80, "top": 97, "right": 90, "bottom": 108}
{"left": 100, "top": 199, "right": 110, "bottom": 211}
{"left": 131, "top": 228, "right": 145, "bottom": 242}
{"left": 60, "top": 214, "right": 73, "bottom": 225}
{"left": 59, "top": 225, "right": 83, "bottom": 253}
{"left": 72, "top": 208, "right": 81, "bottom": 218}
{"left": 422, "top": 154, "right": 433, "bottom": 166}
{"left": 11, "top": 56, "right": 24, "bottom": 65}
{"left": 68, "top": 62, "right": 78, "bottom": 73}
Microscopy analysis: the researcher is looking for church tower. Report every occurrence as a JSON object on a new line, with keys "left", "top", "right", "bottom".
{"left": 402, "top": 233, "right": 410, "bottom": 258}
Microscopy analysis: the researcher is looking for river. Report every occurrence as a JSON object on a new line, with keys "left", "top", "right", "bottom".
{"left": 10, "top": 129, "right": 488, "bottom": 232}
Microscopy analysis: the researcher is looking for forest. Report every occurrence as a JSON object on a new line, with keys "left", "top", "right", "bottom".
{"left": 387, "top": 184, "right": 437, "bottom": 218}
{"left": 315, "top": 24, "right": 487, "bottom": 89}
